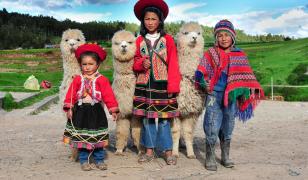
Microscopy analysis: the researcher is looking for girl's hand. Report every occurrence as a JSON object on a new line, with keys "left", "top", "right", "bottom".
{"left": 168, "top": 93, "right": 174, "bottom": 98}
{"left": 66, "top": 109, "right": 72, "bottom": 120}
{"left": 143, "top": 57, "right": 151, "bottom": 69}
{"left": 112, "top": 112, "right": 118, "bottom": 121}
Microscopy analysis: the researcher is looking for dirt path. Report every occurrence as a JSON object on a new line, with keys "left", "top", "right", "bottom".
{"left": 0, "top": 101, "right": 307, "bottom": 180}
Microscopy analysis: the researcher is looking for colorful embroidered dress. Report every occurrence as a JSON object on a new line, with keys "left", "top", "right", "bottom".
{"left": 133, "top": 34, "right": 181, "bottom": 118}
{"left": 63, "top": 73, "right": 119, "bottom": 150}
{"left": 195, "top": 47, "right": 264, "bottom": 121}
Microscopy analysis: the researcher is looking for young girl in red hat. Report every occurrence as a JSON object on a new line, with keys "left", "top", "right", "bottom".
{"left": 132, "top": 0, "right": 181, "bottom": 165}
{"left": 195, "top": 20, "right": 264, "bottom": 171}
{"left": 63, "top": 43, "right": 119, "bottom": 171}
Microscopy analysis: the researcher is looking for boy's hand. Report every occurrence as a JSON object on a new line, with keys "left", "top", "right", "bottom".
{"left": 143, "top": 57, "right": 151, "bottom": 69}
{"left": 205, "top": 85, "right": 211, "bottom": 93}
{"left": 66, "top": 109, "right": 72, "bottom": 120}
{"left": 112, "top": 112, "right": 118, "bottom": 121}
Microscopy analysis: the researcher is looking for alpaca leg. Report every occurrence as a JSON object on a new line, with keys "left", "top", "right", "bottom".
{"left": 115, "top": 117, "right": 130, "bottom": 155}
{"left": 171, "top": 118, "right": 181, "bottom": 158}
{"left": 182, "top": 115, "right": 197, "bottom": 159}
{"left": 131, "top": 116, "right": 142, "bottom": 154}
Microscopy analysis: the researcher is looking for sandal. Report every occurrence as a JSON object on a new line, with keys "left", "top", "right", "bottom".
{"left": 165, "top": 155, "right": 177, "bottom": 165}
{"left": 138, "top": 153, "right": 154, "bottom": 163}
{"left": 96, "top": 163, "right": 108, "bottom": 170}
{"left": 81, "top": 163, "right": 92, "bottom": 171}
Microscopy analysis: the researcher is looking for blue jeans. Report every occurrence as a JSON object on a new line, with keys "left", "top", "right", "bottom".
{"left": 141, "top": 118, "right": 173, "bottom": 152}
{"left": 203, "top": 91, "right": 236, "bottom": 145}
{"left": 79, "top": 148, "right": 105, "bottom": 164}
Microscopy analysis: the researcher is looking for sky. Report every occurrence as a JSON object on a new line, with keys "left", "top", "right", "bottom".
{"left": 1, "top": 0, "right": 308, "bottom": 38}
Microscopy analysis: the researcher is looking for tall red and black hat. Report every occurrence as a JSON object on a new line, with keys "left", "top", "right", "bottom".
{"left": 134, "top": 0, "right": 169, "bottom": 21}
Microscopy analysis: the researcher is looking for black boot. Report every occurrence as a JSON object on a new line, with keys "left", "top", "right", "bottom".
{"left": 205, "top": 143, "right": 217, "bottom": 171}
{"left": 220, "top": 140, "right": 234, "bottom": 168}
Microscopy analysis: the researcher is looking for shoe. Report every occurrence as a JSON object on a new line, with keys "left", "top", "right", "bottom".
{"left": 81, "top": 163, "right": 92, "bottom": 171}
{"left": 165, "top": 155, "right": 177, "bottom": 165}
{"left": 96, "top": 163, "right": 108, "bottom": 170}
{"left": 138, "top": 153, "right": 154, "bottom": 163}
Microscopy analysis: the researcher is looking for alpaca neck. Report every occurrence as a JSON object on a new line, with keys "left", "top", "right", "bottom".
{"left": 178, "top": 45, "right": 203, "bottom": 76}
{"left": 113, "top": 59, "right": 134, "bottom": 75}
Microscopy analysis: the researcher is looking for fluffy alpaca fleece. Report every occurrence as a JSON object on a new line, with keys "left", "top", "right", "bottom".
{"left": 172, "top": 22, "right": 205, "bottom": 158}
{"left": 59, "top": 29, "right": 85, "bottom": 110}
{"left": 59, "top": 29, "right": 85, "bottom": 161}
{"left": 111, "top": 30, "right": 142, "bottom": 155}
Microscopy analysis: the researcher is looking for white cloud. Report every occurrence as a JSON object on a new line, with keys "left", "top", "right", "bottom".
{"left": 0, "top": 0, "right": 112, "bottom": 22}
{"left": 168, "top": 2, "right": 207, "bottom": 22}
{"left": 52, "top": 12, "right": 112, "bottom": 23}
{"left": 168, "top": 3, "right": 308, "bottom": 38}
{"left": 77, "top": 0, "right": 129, "bottom": 4}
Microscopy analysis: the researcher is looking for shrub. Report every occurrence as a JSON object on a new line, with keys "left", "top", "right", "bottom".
{"left": 287, "top": 63, "right": 308, "bottom": 85}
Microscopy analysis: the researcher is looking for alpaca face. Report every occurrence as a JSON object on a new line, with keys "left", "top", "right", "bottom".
{"left": 112, "top": 30, "right": 136, "bottom": 62}
{"left": 60, "top": 29, "right": 85, "bottom": 56}
{"left": 177, "top": 22, "right": 203, "bottom": 48}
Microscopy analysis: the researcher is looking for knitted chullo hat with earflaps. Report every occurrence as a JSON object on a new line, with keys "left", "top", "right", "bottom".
{"left": 214, "top": 19, "right": 236, "bottom": 47}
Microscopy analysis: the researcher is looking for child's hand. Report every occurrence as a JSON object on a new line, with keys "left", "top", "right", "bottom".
{"left": 205, "top": 85, "right": 211, "bottom": 93}
{"left": 143, "top": 57, "right": 151, "bottom": 69}
{"left": 66, "top": 109, "right": 72, "bottom": 120}
{"left": 112, "top": 112, "right": 118, "bottom": 121}
{"left": 168, "top": 93, "right": 175, "bottom": 98}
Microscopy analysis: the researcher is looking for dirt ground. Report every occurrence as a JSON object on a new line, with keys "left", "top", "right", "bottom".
{"left": 0, "top": 100, "right": 308, "bottom": 180}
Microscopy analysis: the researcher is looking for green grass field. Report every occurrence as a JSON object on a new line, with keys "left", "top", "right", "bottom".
{"left": 0, "top": 48, "right": 113, "bottom": 92}
{"left": 239, "top": 39, "right": 308, "bottom": 85}
{"left": 0, "top": 39, "right": 307, "bottom": 103}
{"left": 238, "top": 38, "right": 308, "bottom": 101}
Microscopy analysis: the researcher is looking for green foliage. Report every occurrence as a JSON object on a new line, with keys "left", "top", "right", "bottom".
{"left": 2, "top": 92, "right": 17, "bottom": 111}
{"left": 0, "top": 9, "right": 125, "bottom": 49}
{"left": 287, "top": 63, "right": 308, "bottom": 85}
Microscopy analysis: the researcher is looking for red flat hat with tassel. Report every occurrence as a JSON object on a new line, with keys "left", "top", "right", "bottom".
{"left": 75, "top": 43, "right": 107, "bottom": 62}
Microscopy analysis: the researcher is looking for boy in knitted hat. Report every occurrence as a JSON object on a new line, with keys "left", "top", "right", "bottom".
{"left": 195, "top": 20, "right": 264, "bottom": 171}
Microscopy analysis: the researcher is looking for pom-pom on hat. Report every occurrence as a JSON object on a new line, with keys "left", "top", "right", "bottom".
{"left": 75, "top": 43, "right": 107, "bottom": 62}
{"left": 134, "top": 0, "right": 169, "bottom": 21}
{"left": 214, "top": 19, "right": 236, "bottom": 45}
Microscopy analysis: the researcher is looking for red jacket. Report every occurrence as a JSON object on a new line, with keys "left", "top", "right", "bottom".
{"left": 63, "top": 74, "right": 119, "bottom": 114}
{"left": 133, "top": 34, "right": 181, "bottom": 93}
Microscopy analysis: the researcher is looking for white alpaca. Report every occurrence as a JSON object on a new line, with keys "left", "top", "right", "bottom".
{"left": 59, "top": 29, "right": 85, "bottom": 110}
{"left": 172, "top": 22, "right": 205, "bottom": 158}
{"left": 111, "top": 30, "right": 142, "bottom": 155}
{"left": 59, "top": 29, "right": 85, "bottom": 161}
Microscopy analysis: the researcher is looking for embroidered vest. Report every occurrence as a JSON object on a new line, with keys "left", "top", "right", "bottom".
{"left": 76, "top": 74, "right": 103, "bottom": 105}
{"left": 136, "top": 37, "right": 168, "bottom": 85}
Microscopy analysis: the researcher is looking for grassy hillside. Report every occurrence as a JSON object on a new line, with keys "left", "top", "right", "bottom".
{"left": 0, "top": 38, "right": 307, "bottom": 101}
{"left": 239, "top": 38, "right": 308, "bottom": 101}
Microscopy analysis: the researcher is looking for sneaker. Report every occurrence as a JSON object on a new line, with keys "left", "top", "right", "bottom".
{"left": 96, "top": 163, "right": 108, "bottom": 170}
{"left": 81, "top": 163, "right": 92, "bottom": 171}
